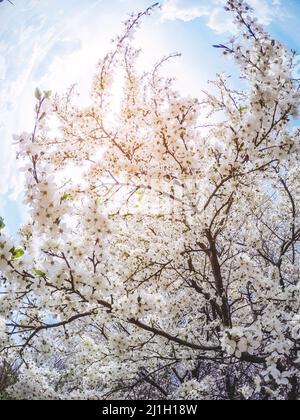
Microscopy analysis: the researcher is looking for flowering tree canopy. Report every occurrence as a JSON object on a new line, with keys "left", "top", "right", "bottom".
{"left": 1, "top": 0, "right": 300, "bottom": 400}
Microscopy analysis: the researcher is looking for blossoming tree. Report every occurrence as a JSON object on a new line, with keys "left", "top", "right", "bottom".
{"left": 1, "top": 0, "right": 300, "bottom": 400}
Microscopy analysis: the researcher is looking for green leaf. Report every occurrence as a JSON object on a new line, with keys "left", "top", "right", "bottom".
{"left": 33, "top": 268, "right": 46, "bottom": 277}
{"left": 0, "top": 217, "right": 5, "bottom": 230}
{"left": 44, "top": 90, "right": 52, "bottom": 99}
{"left": 137, "top": 190, "right": 145, "bottom": 203}
{"left": 183, "top": 227, "right": 191, "bottom": 234}
{"left": 9, "top": 247, "right": 24, "bottom": 260}
{"left": 61, "top": 192, "right": 73, "bottom": 202}
{"left": 35, "top": 87, "right": 42, "bottom": 100}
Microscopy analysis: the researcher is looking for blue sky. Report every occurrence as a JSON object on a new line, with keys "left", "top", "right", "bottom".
{"left": 0, "top": 0, "right": 300, "bottom": 233}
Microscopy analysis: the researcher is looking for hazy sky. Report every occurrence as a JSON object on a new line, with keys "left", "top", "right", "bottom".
{"left": 1, "top": 0, "right": 300, "bottom": 233}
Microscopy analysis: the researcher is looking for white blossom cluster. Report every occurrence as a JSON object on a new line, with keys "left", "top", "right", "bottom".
{"left": 221, "top": 327, "right": 262, "bottom": 358}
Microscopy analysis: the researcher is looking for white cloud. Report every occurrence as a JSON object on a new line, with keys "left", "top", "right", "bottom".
{"left": 161, "top": 0, "right": 210, "bottom": 22}
{"left": 161, "top": 0, "right": 285, "bottom": 33}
